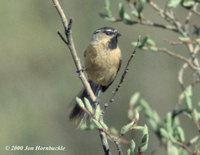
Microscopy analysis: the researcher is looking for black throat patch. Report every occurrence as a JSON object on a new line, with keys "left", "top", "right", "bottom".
{"left": 108, "top": 36, "right": 118, "bottom": 49}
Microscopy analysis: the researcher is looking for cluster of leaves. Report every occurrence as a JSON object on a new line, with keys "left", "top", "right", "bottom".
{"left": 98, "top": 0, "right": 200, "bottom": 154}
{"left": 76, "top": 96, "right": 149, "bottom": 155}
{"left": 129, "top": 90, "right": 200, "bottom": 154}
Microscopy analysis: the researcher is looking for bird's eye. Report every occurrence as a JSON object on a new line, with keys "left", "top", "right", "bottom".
{"left": 105, "top": 31, "right": 114, "bottom": 36}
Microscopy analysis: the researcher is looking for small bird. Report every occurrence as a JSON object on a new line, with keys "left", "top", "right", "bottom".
{"left": 69, "top": 27, "right": 122, "bottom": 122}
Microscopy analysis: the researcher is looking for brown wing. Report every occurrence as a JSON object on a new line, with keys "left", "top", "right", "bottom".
{"left": 101, "top": 59, "right": 121, "bottom": 92}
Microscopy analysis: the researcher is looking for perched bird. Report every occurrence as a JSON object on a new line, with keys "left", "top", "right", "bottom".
{"left": 69, "top": 27, "right": 121, "bottom": 122}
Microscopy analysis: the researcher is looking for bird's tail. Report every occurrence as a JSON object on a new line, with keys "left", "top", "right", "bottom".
{"left": 69, "top": 81, "right": 101, "bottom": 124}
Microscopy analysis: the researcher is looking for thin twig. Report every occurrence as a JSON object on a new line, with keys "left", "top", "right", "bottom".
{"left": 52, "top": 0, "right": 112, "bottom": 154}
{"left": 52, "top": 0, "right": 96, "bottom": 102}
{"left": 157, "top": 47, "right": 200, "bottom": 71}
{"left": 103, "top": 37, "right": 140, "bottom": 112}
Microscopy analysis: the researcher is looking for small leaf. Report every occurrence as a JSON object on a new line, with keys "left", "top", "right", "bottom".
{"left": 105, "top": 0, "right": 112, "bottom": 16}
{"left": 92, "top": 119, "right": 102, "bottom": 128}
{"left": 182, "top": 1, "right": 195, "bottom": 8}
{"left": 135, "top": 110, "right": 140, "bottom": 121}
{"left": 95, "top": 104, "right": 101, "bottom": 121}
{"left": 130, "top": 140, "right": 136, "bottom": 155}
{"left": 121, "top": 121, "right": 135, "bottom": 134}
{"left": 168, "top": 0, "right": 181, "bottom": 8}
{"left": 118, "top": 3, "right": 125, "bottom": 19}
{"left": 131, "top": 41, "right": 138, "bottom": 47}
{"left": 150, "top": 46, "right": 158, "bottom": 52}
{"left": 148, "top": 119, "right": 158, "bottom": 132}
{"left": 140, "top": 98, "right": 150, "bottom": 110}
{"left": 183, "top": 111, "right": 192, "bottom": 119}
{"left": 76, "top": 97, "right": 85, "bottom": 109}
{"left": 133, "top": 126, "right": 144, "bottom": 131}
{"left": 127, "top": 149, "right": 131, "bottom": 155}
{"left": 100, "top": 120, "right": 109, "bottom": 130}
{"left": 79, "top": 123, "right": 95, "bottom": 131}
{"left": 123, "top": 13, "right": 133, "bottom": 25}
{"left": 139, "top": 125, "right": 149, "bottom": 152}
{"left": 160, "top": 128, "right": 169, "bottom": 139}
{"left": 99, "top": 13, "right": 112, "bottom": 21}
{"left": 110, "top": 127, "right": 119, "bottom": 136}
{"left": 152, "top": 111, "right": 160, "bottom": 124}
{"left": 196, "top": 38, "right": 200, "bottom": 45}
{"left": 139, "top": 35, "right": 149, "bottom": 48}
{"left": 184, "top": 85, "right": 193, "bottom": 110}
{"left": 137, "top": 0, "right": 145, "bottom": 14}
{"left": 84, "top": 97, "right": 94, "bottom": 114}
{"left": 146, "top": 38, "right": 156, "bottom": 46}
{"left": 131, "top": 10, "right": 139, "bottom": 18}
{"left": 176, "top": 126, "right": 185, "bottom": 142}
{"left": 170, "top": 145, "right": 179, "bottom": 155}
{"left": 130, "top": 92, "right": 141, "bottom": 107}
{"left": 166, "top": 112, "right": 172, "bottom": 133}
{"left": 193, "top": 109, "right": 199, "bottom": 121}
{"left": 178, "top": 37, "right": 191, "bottom": 42}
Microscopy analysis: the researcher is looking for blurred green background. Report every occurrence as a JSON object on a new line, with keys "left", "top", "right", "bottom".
{"left": 0, "top": 0, "right": 199, "bottom": 155}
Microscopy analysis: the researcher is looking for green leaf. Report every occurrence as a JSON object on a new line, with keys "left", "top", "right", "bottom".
{"left": 118, "top": 3, "right": 125, "bottom": 19}
{"left": 166, "top": 112, "right": 172, "bottom": 133}
{"left": 176, "top": 126, "right": 185, "bottom": 142}
{"left": 131, "top": 41, "right": 138, "bottom": 47}
{"left": 148, "top": 119, "right": 158, "bottom": 132}
{"left": 79, "top": 123, "right": 95, "bottom": 130}
{"left": 139, "top": 125, "right": 149, "bottom": 152}
{"left": 135, "top": 110, "right": 140, "bottom": 121}
{"left": 131, "top": 10, "right": 139, "bottom": 18}
{"left": 130, "top": 140, "right": 136, "bottom": 155}
{"left": 160, "top": 128, "right": 169, "bottom": 139}
{"left": 95, "top": 104, "right": 101, "bottom": 121}
{"left": 130, "top": 92, "right": 141, "bottom": 107}
{"left": 105, "top": 0, "right": 112, "bottom": 16}
{"left": 134, "top": 126, "right": 144, "bottom": 131}
{"left": 178, "top": 37, "right": 191, "bottom": 42}
{"left": 140, "top": 98, "right": 150, "bottom": 110}
{"left": 76, "top": 97, "right": 85, "bottom": 109}
{"left": 110, "top": 127, "right": 119, "bottom": 136}
{"left": 196, "top": 38, "right": 200, "bottom": 45}
{"left": 182, "top": 1, "right": 195, "bottom": 8}
{"left": 92, "top": 119, "right": 102, "bottom": 128}
{"left": 137, "top": 0, "right": 145, "bottom": 14}
{"left": 127, "top": 149, "right": 131, "bottom": 155}
{"left": 184, "top": 85, "right": 193, "bottom": 110}
{"left": 100, "top": 120, "right": 109, "bottom": 130}
{"left": 150, "top": 46, "right": 158, "bottom": 52}
{"left": 120, "top": 121, "right": 135, "bottom": 134}
{"left": 152, "top": 111, "right": 160, "bottom": 124}
{"left": 193, "top": 109, "right": 200, "bottom": 121}
{"left": 99, "top": 13, "right": 112, "bottom": 21}
{"left": 170, "top": 145, "right": 179, "bottom": 155}
{"left": 183, "top": 111, "right": 192, "bottom": 119}
{"left": 84, "top": 97, "right": 94, "bottom": 114}
{"left": 123, "top": 13, "right": 133, "bottom": 25}
{"left": 168, "top": 0, "right": 181, "bottom": 8}
{"left": 139, "top": 35, "right": 149, "bottom": 48}
{"left": 146, "top": 38, "right": 156, "bottom": 46}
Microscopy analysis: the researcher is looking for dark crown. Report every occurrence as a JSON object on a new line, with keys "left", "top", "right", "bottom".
{"left": 94, "top": 27, "right": 117, "bottom": 36}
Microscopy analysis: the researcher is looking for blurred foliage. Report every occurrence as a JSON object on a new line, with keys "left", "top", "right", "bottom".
{"left": 100, "top": 0, "right": 200, "bottom": 154}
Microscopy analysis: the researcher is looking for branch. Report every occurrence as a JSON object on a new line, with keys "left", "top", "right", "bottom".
{"left": 52, "top": 0, "right": 96, "bottom": 102}
{"left": 52, "top": 0, "right": 112, "bottom": 155}
{"left": 157, "top": 47, "right": 200, "bottom": 71}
